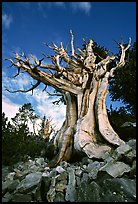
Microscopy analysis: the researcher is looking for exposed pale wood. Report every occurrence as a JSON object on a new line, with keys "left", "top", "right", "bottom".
{"left": 49, "top": 92, "right": 77, "bottom": 167}
{"left": 95, "top": 72, "right": 125, "bottom": 145}
{"left": 5, "top": 33, "right": 131, "bottom": 167}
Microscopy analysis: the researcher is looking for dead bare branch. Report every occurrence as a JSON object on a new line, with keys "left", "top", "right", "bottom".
{"left": 9, "top": 67, "right": 21, "bottom": 78}
{"left": 3, "top": 58, "right": 17, "bottom": 67}
{"left": 70, "top": 30, "right": 75, "bottom": 57}
{"left": 45, "top": 90, "right": 63, "bottom": 97}
{"left": 42, "top": 85, "right": 47, "bottom": 92}
{"left": 110, "top": 37, "right": 131, "bottom": 77}
{"left": 5, "top": 80, "right": 41, "bottom": 95}
{"left": 82, "top": 38, "right": 88, "bottom": 45}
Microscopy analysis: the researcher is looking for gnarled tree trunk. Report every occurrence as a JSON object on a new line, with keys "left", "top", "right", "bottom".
{"left": 5, "top": 31, "right": 131, "bottom": 167}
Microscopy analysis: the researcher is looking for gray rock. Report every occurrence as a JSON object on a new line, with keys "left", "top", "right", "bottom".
{"left": 2, "top": 180, "right": 12, "bottom": 195}
{"left": 2, "top": 153, "right": 136, "bottom": 203}
{"left": 40, "top": 177, "right": 51, "bottom": 201}
{"left": 130, "top": 160, "right": 136, "bottom": 178}
{"left": 87, "top": 158, "right": 94, "bottom": 164}
{"left": 31, "top": 186, "right": 42, "bottom": 202}
{"left": 56, "top": 172, "right": 68, "bottom": 181}
{"left": 2, "top": 180, "right": 18, "bottom": 195}
{"left": 76, "top": 181, "right": 102, "bottom": 202}
{"left": 54, "top": 192, "right": 65, "bottom": 202}
{"left": 50, "top": 176, "right": 56, "bottom": 187}
{"left": 113, "top": 143, "right": 132, "bottom": 159}
{"left": 42, "top": 171, "right": 50, "bottom": 177}
{"left": 81, "top": 156, "right": 89, "bottom": 165}
{"left": 16, "top": 172, "right": 42, "bottom": 193}
{"left": 15, "top": 169, "right": 30, "bottom": 180}
{"left": 35, "top": 157, "right": 45, "bottom": 166}
{"left": 44, "top": 166, "right": 50, "bottom": 171}
{"left": 13, "top": 162, "right": 24, "bottom": 170}
{"left": 2, "top": 197, "right": 9, "bottom": 202}
{"left": 46, "top": 176, "right": 56, "bottom": 201}
{"left": 75, "top": 168, "right": 83, "bottom": 177}
{"left": 2, "top": 166, "right": 10, "bottom": 179}
{"left": 55, "top": 180, "right": 67, "bottom": 192}
{"left": 29, "top": 164, "right": 40, "bottom": 172}
{"left": 6, "top": 172, "right": 16, "bottom": 180}
{"left": 49, "top": 168, "right": 57, "bottom": 177}
{"left": 60, "top": 161, "right": 70, "bottom": 168}
{"left": 14, "top": 169, "right": 24, "bottom": 179}
{"left": 121, "top": 121, "right": 136, "bottom": 127}
{"left": 65, "top": 167, "right": 76, "bottom": 202}
{"left": 101, "top": 151, "right": 114, "bottom": 163}
{"left": 82, "top": 164, "right": 87, "bottom": 170}
{"left": 87, "top": 161, "right": 102, "bottom": 179}
{"left": 47, "top": 187, "right": 56, "bottom": 202}
{"left": 76, "top": 176, "right": 81, "bottom": 186}
{"left": 3, "top": 192, "right": 13, "bottom": 202}
{"left": 127, "top": 139, "right": 136, "bottom": 149}
{"left": 96, "top": 170, "right": 113, "bottom": 184}
{"left": 7, "top": 180, "right": 20, "bottom": 193}
{"left": 55, "top": 165, "right": 66, "bottom": 173}
{"left": 123, "top": 149, "right": 136, "bottom": 165}
{"left": 11, "top": 193, "right": 32, "bottom": 202}
{"left": 77, "top": 176, "right": 136, "bottom": 202}
{"left": 28, "top": 159, "right": 35, "bottom": 166}
{"left": 101, "top": 178, "right": 136, "bottom": 202}
{"left": 81, "top": 172, "right": 89, "bottom": 183}
{"left": 99, "top": 161, "right": 131, "bottom": 178}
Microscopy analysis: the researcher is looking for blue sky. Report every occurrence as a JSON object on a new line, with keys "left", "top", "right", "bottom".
{"left": 2, "top": 2, "right": 136, "bottom": 130}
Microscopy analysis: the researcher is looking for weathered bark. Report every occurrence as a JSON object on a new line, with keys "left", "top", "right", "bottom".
{"left": 95, "top": 72, "right": 125, "bottom": 146}
{"left": 49, "top": 92, "right": 77, "bottom": 167}
{"left": 5, "top": 32, "right": 131, "bottom": 167}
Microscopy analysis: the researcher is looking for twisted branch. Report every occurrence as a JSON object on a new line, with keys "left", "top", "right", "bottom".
{"left": 4, "top": 32, "right": 131, "bottom": 97}
{"left": 70, "top": 30, "right": 75, "bottom": 57}
{"left": 5, "top": 80, "right": 41, "bottom": 95}
{"left": 110, "top": 37, "right": 131, "bottom": 77}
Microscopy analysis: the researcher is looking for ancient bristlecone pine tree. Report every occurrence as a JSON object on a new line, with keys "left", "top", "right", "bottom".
{"left": 5, "top": 31, "right": 131, "bottom": 167}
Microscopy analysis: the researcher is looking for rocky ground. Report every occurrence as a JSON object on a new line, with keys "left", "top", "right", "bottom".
{"left": 2, "top": 139, "right": 136, "bottom": 202}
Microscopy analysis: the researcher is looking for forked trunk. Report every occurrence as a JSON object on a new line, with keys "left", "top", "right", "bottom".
{"left": 5, "top": 32, "right": 131, "bottom": 168}
{"left": 48, "top": 75, "right": 124, "bottom": 167}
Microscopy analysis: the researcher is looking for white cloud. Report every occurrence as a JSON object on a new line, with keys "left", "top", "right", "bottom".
{"left": 2, "top": 13, "right": 13, "bottom": 29}
{"left": 2, "top": 90, "right": 65, "bottom": 137}
{"left": 30, "top": 88, "right": 66, "bottom": 130}
{"left": 2, "top": 70, "right": 32, "bottom": 120}
{"left": 2, "top": 55, "right": 66, "bottom": 132}
{"left": 38, "top": 2, "right": 65, "bottom": 10}
{"left": 2, "top": 94, "right": 41, "bottom": 134}
{"left": 70, "top": 2, "right": 91, "bottom": 14}
{"left": 37, "top": 2, "right": 91, "bottom": 18}
{"left": 14, "top": 74, "right": 33, "bottom": 90}
{"left": 2, "top": 69, "right": 34, "bottom": 93}
{"left": 3, "top": 74, "right": 66, "bottom": 130}
{"left": 22, "top": 87, "right": 66, "bottom": 132}
{"left": 2, "top": 96, "right": 20, "bottom": 120}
